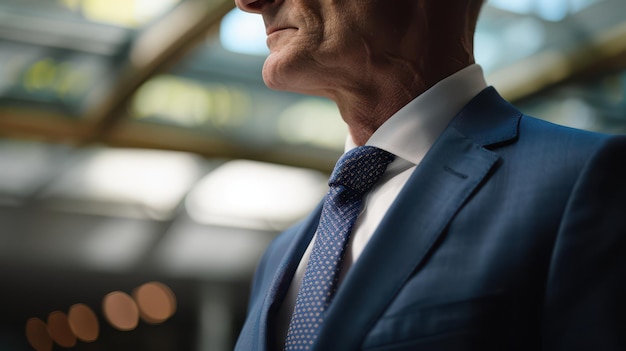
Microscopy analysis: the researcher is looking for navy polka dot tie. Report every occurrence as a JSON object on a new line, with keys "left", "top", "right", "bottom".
{"left": 284, "top": 146, "right": 395, "bottom": 350}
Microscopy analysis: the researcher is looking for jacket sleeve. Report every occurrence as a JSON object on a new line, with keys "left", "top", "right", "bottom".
{"left": 543, "top": 135, "right": 626, "bottom": 350}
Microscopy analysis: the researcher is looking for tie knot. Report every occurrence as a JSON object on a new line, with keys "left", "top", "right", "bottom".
{"left": 329, "top": 146, "right": 395, "bottom": 194}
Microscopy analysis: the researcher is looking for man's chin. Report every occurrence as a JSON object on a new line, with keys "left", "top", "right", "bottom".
{"left": 262, "top": 54, "right": 324, "bottom": 96}
{"left": 261, "top": 55, "right": 294, "bottom": 92}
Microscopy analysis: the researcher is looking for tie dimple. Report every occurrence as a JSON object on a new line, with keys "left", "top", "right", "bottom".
{"left": 284, "top": 146, "right": 394, "bottom": 351}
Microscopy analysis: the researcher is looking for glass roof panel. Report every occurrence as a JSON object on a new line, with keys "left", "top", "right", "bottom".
{"left": 58, "top": 0, "right": 182, "bottom": 28}
{"left": 0, "top": 39, "right": 119, "bottom": 115}
{"left": 0, "top": 0, "right": 183, "bottom": 29}
{"left": 219, "top": 9, "right": 268, "bottom": 56}
{"left": 489, "top": 0, "right": 604, "bottom": 22}
{"left": 0, "top": 0, "right": 187, "bottom": 116}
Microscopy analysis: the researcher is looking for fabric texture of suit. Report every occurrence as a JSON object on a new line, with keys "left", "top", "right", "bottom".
{"left": 235, "top": 87, "right": 626, "bottom": 351}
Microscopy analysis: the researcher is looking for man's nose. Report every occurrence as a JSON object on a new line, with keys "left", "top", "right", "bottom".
{"left": 235, "top": 0, "right": 275, "bottom": 14}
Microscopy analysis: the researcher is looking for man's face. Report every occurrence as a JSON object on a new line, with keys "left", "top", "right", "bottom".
{"left": 235, "top": 0, "right": 419, "bottom": 97}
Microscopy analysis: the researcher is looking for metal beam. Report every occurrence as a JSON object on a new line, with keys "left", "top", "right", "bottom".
{"left": 81, "top": 0, "right": 235, "bottom": 143}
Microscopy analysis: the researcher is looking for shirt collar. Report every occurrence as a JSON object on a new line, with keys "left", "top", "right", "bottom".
{"left": 345, "top": 64, "right": 488, "bottom": 165}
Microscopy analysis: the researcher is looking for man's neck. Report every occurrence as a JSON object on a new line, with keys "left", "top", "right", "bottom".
{"left": 332, "top": 61, "right": 473, "bottom": 146}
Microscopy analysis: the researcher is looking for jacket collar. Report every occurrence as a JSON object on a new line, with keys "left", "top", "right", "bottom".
{"left": 449, "top": 86, "right": 521, "bottom": 147}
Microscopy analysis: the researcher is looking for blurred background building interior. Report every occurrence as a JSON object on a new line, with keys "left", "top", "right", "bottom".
{"left": 0, "top": 0, "right": 625, "bottom": 350}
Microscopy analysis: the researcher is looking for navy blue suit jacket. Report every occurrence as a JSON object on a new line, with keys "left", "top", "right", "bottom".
{"left": 235, "top": 87, "right": 626, "bottom": 351}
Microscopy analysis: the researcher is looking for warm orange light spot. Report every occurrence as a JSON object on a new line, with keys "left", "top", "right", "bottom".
{"left": 68, "top": 303, "right": 100, "bottom": 342}
{"left": 133, "top": 282, "right": 177, "bottom": 324}
{"left": 102, "top": 291, "right": 139, "bottom": 331}
{"left": 25, "top": 318, "right": 53, "bottom": 351}
{"left": 47, "top": 311, "right": 77, "bottom": 348}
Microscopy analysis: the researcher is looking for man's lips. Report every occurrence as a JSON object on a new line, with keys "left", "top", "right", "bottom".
{"left": 266, "top": 26, "right": 297, "bottom": 36}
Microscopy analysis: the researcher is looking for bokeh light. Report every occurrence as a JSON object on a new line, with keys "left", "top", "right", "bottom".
{"left": 47, "top": 311, "right": 77, "bottom": 348}
{"left": 133, "top": 282, "right": 177, "bottom": 324}
{"left": 68, "top": 303, "right": 100, "bottom": 342}
{"left": 26, "top": 283, "right": 176, "bottom": 348}
{"left": 102, "top": 291, "right": 140, "bottom": 331}
{"left": 25, "top": 318, "right": 53, "bottom": 351}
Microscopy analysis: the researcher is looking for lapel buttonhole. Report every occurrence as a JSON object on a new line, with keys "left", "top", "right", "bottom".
{"left": 443, "top": 165, "right": 469, "bottom": 179}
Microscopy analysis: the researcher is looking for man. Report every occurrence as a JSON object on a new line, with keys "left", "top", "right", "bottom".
{"left": 233, "top": 0, "right": 626, "bottom": 350}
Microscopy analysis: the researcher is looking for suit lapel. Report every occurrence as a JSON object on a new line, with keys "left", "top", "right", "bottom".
{"left": 257, "top": 203, "right": 322, "bottom": 350}
{"left": 312, "top": 87, "right": 521, "bottom": 350}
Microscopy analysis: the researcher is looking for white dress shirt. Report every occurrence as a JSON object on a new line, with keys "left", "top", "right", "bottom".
{"left": 275, "top": 64, "right": 488, "bottom": 348}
